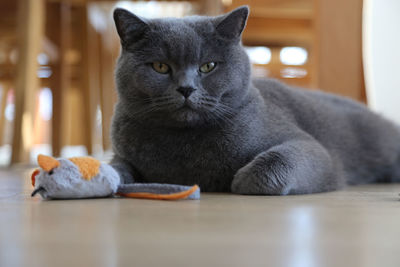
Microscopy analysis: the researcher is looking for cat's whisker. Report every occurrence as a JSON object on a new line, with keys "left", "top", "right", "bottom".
{"left": 193, "top": 97, "right": 237, "bottom": 127}
{"left": 126, "top": 93, "right": 237, "bottom": 126}
{"left": 151, "top": 95, "right": 174, "bottom": 104}
{"left": 196, "top": 101, "right": 235, "bottom": 128}
{"left": 129, "top": 106, "right": 156, "bottom": 119}
{"left": 202, "top": 110, "right": 223, "bottom": 129}
{"left": 131, "top": 99, "right": 181, "bottom": 120}
{"left": 199, "top": 97, "right": 218, "bottom": 105}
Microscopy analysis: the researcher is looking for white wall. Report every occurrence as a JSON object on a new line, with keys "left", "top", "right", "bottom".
{"left": 363, "top": 0, "right": 400, "bottom": 125}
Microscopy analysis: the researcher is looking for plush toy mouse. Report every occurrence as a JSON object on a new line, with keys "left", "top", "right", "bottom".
{"left": 31, "top": 154, "right": 200, "bottom": 200}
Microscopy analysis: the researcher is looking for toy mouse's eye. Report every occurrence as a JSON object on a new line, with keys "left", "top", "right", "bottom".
{"left": 48, "top": 170, "right": 54, "bottom": 175}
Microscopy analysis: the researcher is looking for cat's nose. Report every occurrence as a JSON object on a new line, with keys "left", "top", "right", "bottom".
{"left": 176, "top": 86, "right": 196, "bottom": 98}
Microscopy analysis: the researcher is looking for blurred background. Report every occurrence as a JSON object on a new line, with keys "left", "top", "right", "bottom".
{"left": 0, "top": 0, "right": 398, "bottom": 166}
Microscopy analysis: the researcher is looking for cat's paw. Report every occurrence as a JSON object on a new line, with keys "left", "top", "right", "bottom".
{"left": 231, "top": 151, "right": 292, "bottom": 195}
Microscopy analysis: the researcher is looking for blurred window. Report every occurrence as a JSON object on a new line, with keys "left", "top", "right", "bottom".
{"left": 280, "top": 47, "right": 308, "bottom": 66}
{"left": 245, "top": 46, "right": 272, "bottom": 65}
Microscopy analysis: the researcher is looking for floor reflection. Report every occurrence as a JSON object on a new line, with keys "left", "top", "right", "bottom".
{"left": 288, "top": 207, "right": 316, "bottom": 267}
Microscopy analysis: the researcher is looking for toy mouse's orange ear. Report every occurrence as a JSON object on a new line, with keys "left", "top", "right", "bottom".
{"left": 37, "top": 154, "right": 60, "bottom": 172}
{"left": 31, "top": 169, "right": 40, "bottom": 187}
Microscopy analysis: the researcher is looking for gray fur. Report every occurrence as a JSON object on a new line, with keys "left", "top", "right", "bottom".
{"left": 110, "top": 6, "right": 400, "bottom": 195}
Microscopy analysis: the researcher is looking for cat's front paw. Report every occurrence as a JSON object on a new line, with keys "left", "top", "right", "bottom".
{"left": 231, "top": 151, "right": 292, "bottom": 195}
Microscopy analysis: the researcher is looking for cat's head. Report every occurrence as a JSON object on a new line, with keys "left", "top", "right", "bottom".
{"left": 113, "top": 6, "right": 251, "bottom": 128}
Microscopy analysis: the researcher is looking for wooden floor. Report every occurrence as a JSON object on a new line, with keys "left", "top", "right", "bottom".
{"left": 1, "top": 167, "right": 400, "bottom": 267}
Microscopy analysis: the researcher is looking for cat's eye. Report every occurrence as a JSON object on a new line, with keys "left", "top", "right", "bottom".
{"left": 199, "top": 62, "right": 216, "bottom": 73}
{"left": 152, "top": 62, "right": 170, "bottom": 74}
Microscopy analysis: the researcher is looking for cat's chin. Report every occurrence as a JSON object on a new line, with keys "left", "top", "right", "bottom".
{"left": 171, "top": 107, "right": 201, "bottom": 123}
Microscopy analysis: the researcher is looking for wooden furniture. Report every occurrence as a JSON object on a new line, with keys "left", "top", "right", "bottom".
{"left": 12, "top": 0, "right": 45, "bottom": 163}
{"left": 314, "top": 0, "right": 365, "bottom": 101}
{"left": 0, "top": 0, "right": 366, "bottom": 164}
{"left": 225, "top": 0, "right": 365, "bottom": 100}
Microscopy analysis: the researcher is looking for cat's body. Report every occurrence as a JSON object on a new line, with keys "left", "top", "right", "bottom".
{"left": 110, "top": 7, "right": 400, "bottom": 195}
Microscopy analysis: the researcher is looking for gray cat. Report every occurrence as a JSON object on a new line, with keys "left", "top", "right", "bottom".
{"left": 110, "top": 6, "right": 400, "bottom": 195}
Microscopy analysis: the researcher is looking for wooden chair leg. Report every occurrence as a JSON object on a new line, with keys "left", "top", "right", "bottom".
{"left": 78, "top": 5, "right": 94, "bottom": 155}
{"left": 46, "top": 1, "right": 71, "bottom": 157}
{"left": 86, "top": 18, "right": 104, "bottom": 154}
{"left": 0, "top": 83, "right": 10, "bottom": 146}
{"left": 11, "top": 0, "right": 45, "bottom": 164}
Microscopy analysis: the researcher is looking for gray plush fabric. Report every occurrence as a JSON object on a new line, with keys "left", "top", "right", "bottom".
{"left": 32, "top": 159, "right": 120, "bottom": 199}
{"left": 110, "top": 6, "right": 400, "bottom": 195}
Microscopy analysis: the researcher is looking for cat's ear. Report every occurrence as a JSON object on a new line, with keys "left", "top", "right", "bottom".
{"left": 113, "top": 8, "right": 149, "bottom": 45}
{"left": 215, "top": 6, "right": 249, "bottom": 40}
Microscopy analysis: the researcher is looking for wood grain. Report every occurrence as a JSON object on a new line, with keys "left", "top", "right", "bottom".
{"left": 313, "top": 0, "right": 366, "bottom": 101}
